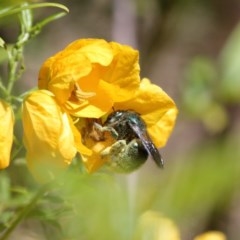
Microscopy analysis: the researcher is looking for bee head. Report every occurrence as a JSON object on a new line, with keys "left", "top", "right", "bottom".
{"left": 104, "top": 110, "right": 125, "bottom": 125}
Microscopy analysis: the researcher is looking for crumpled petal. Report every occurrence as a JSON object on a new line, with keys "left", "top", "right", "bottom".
{"left": 99, "top": 41, "right": 140, "bottom": 102}
{"left": 22, "top": 90, "right": 91, "bottom": 182}
{"left": 0, "top": 100, "right": 14, "bottom": 169}
{"left": 38, "top": 39, "right": 140, "bottom": 118}
{"left": 114, "top": 78, "right": 178, "bottom": 147}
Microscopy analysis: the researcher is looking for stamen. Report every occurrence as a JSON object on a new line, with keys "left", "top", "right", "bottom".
{"left": 74, "top": 83, "right": 95, "bottom": 100}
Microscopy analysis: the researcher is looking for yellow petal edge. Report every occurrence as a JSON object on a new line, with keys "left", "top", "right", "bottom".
{"left": 0, "top": 100, "right": 14, "bottom": 169}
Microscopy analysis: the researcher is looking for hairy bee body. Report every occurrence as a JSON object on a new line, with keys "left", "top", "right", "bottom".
{"left": 95, "top": 110, "right": 163, "bottom": 172}
{"left": 101, "top": 139, "right": 148, "bottom": 173}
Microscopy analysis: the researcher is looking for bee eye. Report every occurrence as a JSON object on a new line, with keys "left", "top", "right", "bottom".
{"left": 105, "top": 111, "right": 123, "bottom": 124}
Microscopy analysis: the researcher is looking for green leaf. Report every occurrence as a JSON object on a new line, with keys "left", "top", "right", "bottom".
{"left": 0, "top": 2, "right": 69, "bottom": 19}
{"left": 0, "top": 37, "right": 5, "bottom": 48}
{"left": 0, "top": 172, "right": 11, "bottom": 203}
{"left": 182, "top": 56, "right": 217, "bottom": 117}
{"left": 219, "top": 22, "right": 240, "bottom": 102}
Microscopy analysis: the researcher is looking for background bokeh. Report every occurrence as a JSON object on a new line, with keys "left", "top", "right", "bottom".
{"left": 1, "top": 0, "right": 240, "bottom": 239}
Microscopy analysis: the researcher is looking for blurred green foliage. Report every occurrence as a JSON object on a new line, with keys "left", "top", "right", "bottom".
{"left": 219, "top": 22, "right": 240, "bottom": 103}
{"left": 182, "top": 21, "right": 240, "bottom": 134}
{"left": 1, "top": 0, "right": 240, "bottom": 240}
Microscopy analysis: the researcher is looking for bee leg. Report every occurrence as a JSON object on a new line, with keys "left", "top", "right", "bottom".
{"left": 93, "top": 122, "right": 118, "bottom": 138}
{"left": 101, "top": 140, "right": 126, "bottom": 157}
{"left": 100, "top": 140, "right": 128, "bottom": 172}
{"left": 101, "top": 139, "right": 148, "bottom": 173}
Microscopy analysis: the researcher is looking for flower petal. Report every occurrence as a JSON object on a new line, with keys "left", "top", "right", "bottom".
{"left": 101, "top": 41, "right": 140, "bottom": 102}
{"left": 65, "top": 38, "right": 114, "bottom": 66}
{"left": 0, "top": 100, "right": 14, "bottom": 169}
{"left": 22, "top": 90, "right": 90, "bottom": 182}
{"left": 39, "top": 53, "right": 92, "bottom": 104}
{"left": 38, "top": 39, "right": 141, "bottom": 119}
{"left": 38, "top": 39, "right": 114, "bottom": 105}
{"left": 114, "top": 78, "right": 178, "bottom": 147}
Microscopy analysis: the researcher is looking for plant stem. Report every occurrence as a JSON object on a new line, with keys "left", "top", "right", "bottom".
{"left": 0, "top": 183, "right": 51, "bottom": 240}
{"left": 6, "top": 47, "right": 21, "bottom": 98}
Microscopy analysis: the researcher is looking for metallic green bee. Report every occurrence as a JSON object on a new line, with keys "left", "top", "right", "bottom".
{"left": 95, "top": 110, "right": 164, "bottom": 172}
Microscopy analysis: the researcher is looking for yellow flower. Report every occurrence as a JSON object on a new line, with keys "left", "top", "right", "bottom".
{"left": 194, "top": 231, "right": 227, "bottom": 240}
{"left": 0, "top": 100, "right": 14, "bottom": 169}
{"left": 82, "top": 78, "right": 178, "bottom": 172}
{"left": 134, "top": 211, "right": 227, "bottom": 240}
{"left": 29, "top": 38, "right": 177, "bottom": 175}
{"left": 22, "top": 90, "right": 91, "bottom": 182}
{"left": 38, "top": 38, "right": 140, "bottom": 118}
{"left": 134, "top": 210, "right": 181, "bottom": 240}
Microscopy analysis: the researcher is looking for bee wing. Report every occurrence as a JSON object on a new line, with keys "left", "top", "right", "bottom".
{"left": 128, "top": 121, "right": 164, "bottom": 168}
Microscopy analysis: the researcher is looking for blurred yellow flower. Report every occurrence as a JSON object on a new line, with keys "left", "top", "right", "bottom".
{"left": 134, "top": 210, "right": 181, "bottom": 240}
{"left": 134, "top": 211, "right": 227, "bottom": 240}
{"left": 38, "top": 38, "right": 140, "bottom": 118}
{"left": 22, "top": 90, "right": 91, "bottom": 182}
{"left": 194, "top": 231, "right": 227, "bottom": 240}
{"left": 0, "top": 100, "right": 14, "bottom": 169}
